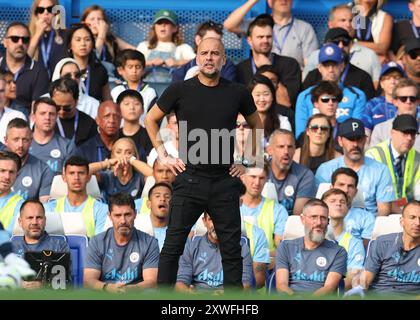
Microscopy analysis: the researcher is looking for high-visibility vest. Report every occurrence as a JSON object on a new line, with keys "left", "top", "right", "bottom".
{"left": 55, "top": 196, "right": 96, "bottom": 237}
{"left": 139, "top": 197, "right": 151, "bottom": 215}
{"left": 0, "top": 193, "right": 23, "bottom": 230}
{"left": 338, "top": 232, "right": 352, "bottom": 253}
{"left": 256, "top": 198, "right": 275, "bottom": 250}
{"left": 243, "top": 221, "right": 255, "bottom": 257}
{"left": 366, "top": 140, "right": 420, "bottom": 200}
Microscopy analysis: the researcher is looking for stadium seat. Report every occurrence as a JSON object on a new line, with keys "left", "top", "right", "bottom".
{"left": 60, "top": 213, "right": 87, "bottom": 236}
{"left": 134, "top": 214, "right": 154, "bottom": 236}
{"left": 282, "top": 216, "right": 304, "bottom": 240}
{"left": 49, "top": 175, "right": 101, "bottom": 199}
{"left": 316, "top": 183, "right": 365, "bottom": 208}
{"left": 65, "top": 235, "right": 88, "bottom": 287}
{"left": 104, "top": 216, "right": 113, "bottom": 231}
{"left": 141, "top": 176, "right": 156, "bottom": 198}
{"left": 371, "top": 214, "right": 403, "bottom": 240}
{"left": 192, "top": 213, "right": 207, "bottom": 237}
{"left": 12, "top": 212, "right": 65, "bottom": 236}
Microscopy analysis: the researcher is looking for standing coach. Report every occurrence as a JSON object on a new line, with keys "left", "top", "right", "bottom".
{"left": 145, "top": 37, "right": 263, "bottom": 289}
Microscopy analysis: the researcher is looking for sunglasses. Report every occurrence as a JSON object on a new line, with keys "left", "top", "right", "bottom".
{"left": 309, "top": 125, "right": 330, "bottom": 133}
{"left": 203, "top": 20, "right": 223, "bottom": 31}
{"left": 62, "top": 71, "right": 82, "bottom": 80}
{"left": 408, "top": 50, "right": 420, "bottom": 60}
{"left": 331, "top": 38, "right": 351, "bottom": 47}
{"left": 236, "top": 121, "right": 250, "bottom": 129}
{"left": 6, "top": 36, "right": 30, "bottom": 44}
{"left": 56, "top": 105, "right": 73, "bottom": 112}
{"left": 320, "top": 96, "right": 339, "bottom": 103}
{"left": 397, "top": 96, "right": 418, "bottom": 103}
{"left": 35, "top": 5, "right": 54, "bottom": 14}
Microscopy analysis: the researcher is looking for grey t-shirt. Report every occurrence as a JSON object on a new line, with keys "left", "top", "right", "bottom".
{"left": 276, "top": 237, "right": 347, "bottom": 293}
{"left": 85, "top": 228, "right": 159, "bottom": 284}
{"left": 176, "top": 235, "right": 253, "bottom": 290}
{"left": 13, "top": 155, "right": 54, "bottom": 200}
{"left": 365, "top": 232, "right": 420, "bottom": 295}
{"left": 12, "top": 232, "right": 69, "bottom": 257}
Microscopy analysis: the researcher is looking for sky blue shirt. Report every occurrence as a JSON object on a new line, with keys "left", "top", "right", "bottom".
{"left": 336, "top": 232, "right": 365, "bottom": 270}
{"left": 295, "top": 85, "right": 366, "bottom": 139}
{"left": 12, "top": 232, "right": 69, "bottom": 258}
{"left": 365, "top": 232, "right": 420, "bottom": 294}
{"left": 315, "top": 156, "right": 396, "bottom": 215}
{"left": 176, "top": 235, "right": 253, "bottom": 290}
{"left": 44, "top": 197, "right": 108, "bottom": 235}
{"left": 345, "top": 207, "right": 375, "bottom": 240}
{"left": 243, "top": 223, "right": 271, "bottom": 264}
{"left": 0, "top": 192, "right": 24, "bottom": 233}
{"left": 276, "top": 237, "right": 347, "bottom": 293}
{"left": 153, "top": 226, "right": 167, "bottom": 252}
{"left": 85, "top": 228, "right": 159, "bottom": 284}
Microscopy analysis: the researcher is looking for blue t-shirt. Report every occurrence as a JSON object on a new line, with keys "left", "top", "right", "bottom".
{"left": 99, "top": 170, "right": 144, "bottom": 203}
{"left": 153, "top": 226, "right": 168, "bottom": 252}
{"left": 243, "top": 223, "right": 271, "bottom": 264}
{"left": 364, "top": 232, "right": 420, "bottom": 294}
{"left": 13, "top": 155, "right": 54, "bottom": 200}
{"left": 44, "top": 197, "right": 108, "bottom": 235}
{"left": 336, "top": 232, "right": 365, "bottom": 270}
{"left": 269, "top": 162, "right": 317, "bottom": 215}
{"left": 12, "top": 232, "right": 69, "bottom": 258}
{"left": 315, "top": 156, "right": 396, "bottom": 215}
{"left": 29, "top": 134, "right": 76, "bottom": 174}
{"left": 276, "top": 237, "right": 347, "bottom": 293}
{"left": 362, "top": 96, "right": 397, "bottom": 131}
{"left": 85, "top": 228, "right": 159, "bottom": 284}
{"left": 176, "top": 235, "right": 253, "bottom": 290}
{"left": 345, "top": 207, "right": 375, "bottom": 240}
{"left": 0, "top": 192, "right": 24, "bottom": 233}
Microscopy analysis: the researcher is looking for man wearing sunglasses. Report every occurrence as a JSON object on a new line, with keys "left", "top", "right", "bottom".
{"left": 0, "top": 22, "right": 49, "bottom": 116}
{"left": 402, "top": 38, "right": 420, "bottom": 86}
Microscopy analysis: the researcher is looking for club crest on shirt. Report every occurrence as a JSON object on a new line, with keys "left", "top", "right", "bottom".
{"left": 50, "top": 149, "right": 61, "bottom": 158}
{"left": 417, "top": 258, "right": 420, "bottom": 267}
{"left": 316, "top": 256, "right": 327, "bottom": 267}
{"left": 22, "top": 176, "right": 33, "bottom": 187}
{"left": 131, "top": 189, "right": 138, "bottom": 197}
{"left": 130, "top": 252, "right": 139, "bottom": 263}
{"left": 284, "top": 185, "right": 294, "bottom": 197}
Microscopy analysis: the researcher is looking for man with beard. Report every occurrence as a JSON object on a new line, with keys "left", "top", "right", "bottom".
{"left": 402, "top": 39, "right": 420, "bottom": 86}
{"left": 267, "top": 129, "right": 317, "bottom": 215}
{"left": 275, "top": 199, "right": 347, "bottom": 296}
{"left": 84, "top": 193, "right": 159, "bottom": 292}
{"left": 12, "top": 199, "right": 69, "bottom": 290}
{"left": 316, "top": 118, "right": 395, "bottom": 216}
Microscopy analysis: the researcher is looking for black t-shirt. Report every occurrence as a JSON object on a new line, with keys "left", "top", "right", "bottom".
{"left": 119, "top": 127, "right": 153, "bottom": 162}
{"left": 157, "top": 76, "right": 256, "bottom": 170}
{"left": 81, "top": 61, "right": 109, "bottom": 101}
{"left": 302, "top": 64, "right": 375, "bottom": 100}
{"left": 38, "top": 29, "right": 69, "bottom": 78}
{"left": 55, "top": 110, "right": 98, "bottom": 146}
{"left": 391, "top": 19, "right": 420, "bottom": 53}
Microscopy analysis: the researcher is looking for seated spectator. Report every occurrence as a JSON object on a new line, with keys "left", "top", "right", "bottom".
{"left": 5, "top": 118, "right": 53, "bottom": 202}
{"left": 136, "top": 182, "right": 172, "bottom": 251}
{"left": 293, "top": 114, "right": 340, "bottom": 174}
{"left": 44, "top": 156, "right": 108, "bottom": 237}
{"left": 360, "top": 200, "right": 420, "bottom": 295}
{"left": 51, "top": 57, "right": 100, "bottom": 119}
{"left": 50, "top": 77, "right": 98, "bottom": 146}
{"left": 321, "top": 189, "right": 366, "bottom": 290}
{"left": 76, "top": 101, "right": 121, "bottom": 163}
{"left": 234, "top": 113, "right": 253, "bottom": 164}
{"left": 66, "top": 23, "right": 111, "bottom": 101}
{"left": 27, "top": 0, "right": 68, "bottom": 77}
{"left": 391, "top": 0, "right": 420, "bottom": 55}
{"left": 12, "top": 199, "right": 69, "bottom": 290}
{"left": 29, "top": 97, "right": 76, "bottom": 174}
{"left": 172, "top": 20, "right": 237, "bottom": 82}
{"left": 84, "top": 193, "right": 159, "bottom": 292}
{"left": 363, "top": 62, "right": 406, "bottom": 140}
{"left": 3, "top": 71, "right": 27, "bottom": 115}
{"left": 111, "top": 50, "right": 157, "bottom": 123}
{"left": 236, "top": 14, "right": 301, "bottom": 107}
{"left": 267, "top": 129, "right": 317, "bottom": 215}
{"left": 0, "top": 22, "right": 49, "bottom": 115}
{"left": 316, "top": 118, "right": 395, "bottom": 216}
{"left": 402, "top": 39, "right": 420, "bottom": 87}
{"left": 223, "top": 0, "right": 319, "bottom": 69}
{"left": 275, "top": 199, "right": 347, "bottom": 296}
{"left": 175, "top": 212, "right": 253, "bottom": 293}
{"left": 117, "top": 90, "right": 152, "bottom": 161}
{"left": 295, "top": 44, "right": 366, "bottom": 139}
{"left": 88, "top": 138, "right": 153, "bottom": 203}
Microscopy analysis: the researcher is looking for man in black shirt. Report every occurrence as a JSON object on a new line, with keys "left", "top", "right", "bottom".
{"left": 145, "top": 37, "right": 263, "bottom": 289}
{"left": 50, "top": 78, "right": 97, "bottom": 146}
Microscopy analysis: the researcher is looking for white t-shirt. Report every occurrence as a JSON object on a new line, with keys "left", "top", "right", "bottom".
{"left": 137, "top": 41, "right": 195, "bottom": 62}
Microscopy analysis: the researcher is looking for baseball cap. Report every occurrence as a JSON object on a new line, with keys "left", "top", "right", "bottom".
{"left": 324, "top": 27, "right": 352, "bottom": 43}
{"left": 319, "top": 43, "right": 344, "bottom": 64}
{"left": 380, "top": 61, "right": 405, "bottom": 78}
{"left": 404, "top": 38, "right": 420, "bottom": 54}
{"left": 337, "top": 118, "right": 366, "bottom": 140}
{"left": 392, "top": 114, "right": 418, "bottom": 133}
{"left": 153, "top": 9, "right": 178, "bottom": 25}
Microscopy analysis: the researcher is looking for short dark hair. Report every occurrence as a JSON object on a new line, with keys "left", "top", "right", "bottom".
{"left": 148, "top": 182, "right": 173, "bottom": 199}
{"left": 32, "top": 97, "right": 57, "bottom": 114}
{"left": 195, "top": 20, "right": 223, "bottom": 38}
{"left": 402, "top": 200, "right": 420, "bottom": 217}
{"left": 116, "top": 89, "right": 144, "bottom": 107}
{"left": 0, "top": 150, "right": 21, "bottom": 171}
{"left": 50, "top": 77, "right": 79, "bottom": 102}
{"left": 331, "top": 167, "right": 359, "bottom": 187}
{"left": 116, "top": 49, "right": 146, "bottom": 68}
{"left": 64, "top": 156, "right": 90, "bottom": 172}
{"left": 6, "top": 22, "right": 30, "bottom": 35}
{"left": 20, "top": 199, "right": 45, "bottom": 216}
{"left": 247, "top": 14, "right": 274, "bottom": 36}
{"left": 256, "top": 64, "right": 278, "bottom": 77}
{"left": 108, "top": 192, "right": 136, "bottom": 213}
{"left": 302, "top": 198, "right": 329, "bottom": 215}
{"left": 7, "top": 118, "right": 30, "bottom": 132}
{"left": 310, "top": 81, "right": 343, "bottom": 104}
{"left": 321, "top": 188, "right": 349, "bottom": 205}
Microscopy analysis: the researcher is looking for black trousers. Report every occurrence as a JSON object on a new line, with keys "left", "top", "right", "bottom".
{"left": 157, "top": 167, "right": 243, "bottom": 288}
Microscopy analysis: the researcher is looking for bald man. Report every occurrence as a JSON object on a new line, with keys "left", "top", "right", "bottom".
{"left": 145, "top": 37, "right": 263, "bottom": 289}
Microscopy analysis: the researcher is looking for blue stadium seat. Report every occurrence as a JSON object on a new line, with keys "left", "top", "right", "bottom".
{"left": 65, "top": 235, "right": 88, "bottom": 287}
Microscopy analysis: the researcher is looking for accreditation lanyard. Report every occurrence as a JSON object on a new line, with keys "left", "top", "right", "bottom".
{"left": 251, "top": 54, "right": 274, "bottom": 74}
{"left": 40, "top": 31, "right": 54, "bottom": 75}
{"left": 356, "top": 18, "right": 372, "bottom": 41}
{"left": 339, "top": 52, "right": 354, "bottom": 85}
{"left": 389, "top": 143, "right": 403, "bottom": 197}
{"left": 273, "top": 18, "right": 294, "bottom": 54}
{"left": 82, "top": 66, "right": 91, "bottom": 93}
{"left": 56, "top": 110, "right": 79, "bottom": 139}
{"left": 411, "top": 20, "right": 419, "bottom": 38}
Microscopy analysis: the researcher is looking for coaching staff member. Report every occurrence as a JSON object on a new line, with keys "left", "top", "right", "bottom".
{"left": 145, "top": 37, "right": 263, "bottom": 289}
